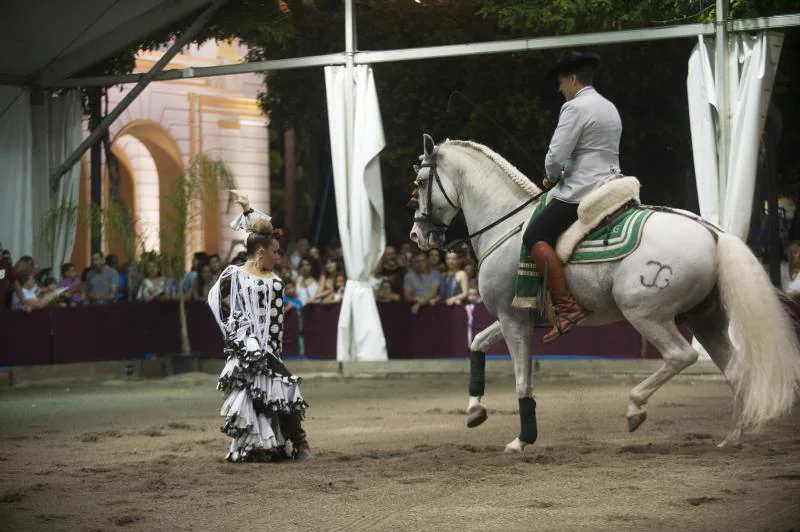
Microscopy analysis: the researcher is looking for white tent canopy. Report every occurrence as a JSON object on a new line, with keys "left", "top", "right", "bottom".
{"left": 325, "top": 65, "right": 388, "bottom": 362}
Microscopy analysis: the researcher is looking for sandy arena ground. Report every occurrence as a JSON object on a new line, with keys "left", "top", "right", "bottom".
{"left": 0, "top": 368, "right": 798, "bottom": 531}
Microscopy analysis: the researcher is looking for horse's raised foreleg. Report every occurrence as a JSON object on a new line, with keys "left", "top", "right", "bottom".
{"left": 466, "top": 320, "right": 504, "bottom": 428}
{"left": 623, "top": 316, "right": 699, "bottom": 432}
{"left": 497, "top": 313, "right": 536, "bottom": 452}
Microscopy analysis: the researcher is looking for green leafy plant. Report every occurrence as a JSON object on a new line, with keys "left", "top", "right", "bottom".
{"left": 163, "top": 154, "right": 236, "bottom": 356}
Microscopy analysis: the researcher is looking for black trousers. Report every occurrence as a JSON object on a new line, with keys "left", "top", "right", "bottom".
{"left": 522, "top": 198, "right": 579, "bottom": 249}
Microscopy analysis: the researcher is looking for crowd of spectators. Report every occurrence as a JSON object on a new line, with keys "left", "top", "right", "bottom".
{"left": 0, "top": 237, "right": 482, "bottom": 317}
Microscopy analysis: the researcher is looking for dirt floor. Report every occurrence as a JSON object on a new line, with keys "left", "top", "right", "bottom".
{"left": 0, "top": 369, "right": 798, "bottom": 532}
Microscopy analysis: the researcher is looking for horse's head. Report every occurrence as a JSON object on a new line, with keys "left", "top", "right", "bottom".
{"left": 409, "top": 134, "right": 461, "bottom": 251}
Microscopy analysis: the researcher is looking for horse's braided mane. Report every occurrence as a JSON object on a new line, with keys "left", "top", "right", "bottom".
{"left": 443, "top": 139, "right": 540, "bottom": 197}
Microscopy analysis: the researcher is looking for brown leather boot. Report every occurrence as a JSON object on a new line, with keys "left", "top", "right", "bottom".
{"left": 530, "top": 241, "right": 588, "bottom": 343}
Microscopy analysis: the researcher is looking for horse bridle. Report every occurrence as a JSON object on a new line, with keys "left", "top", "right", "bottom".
{"left": 412, "top": 147, "right": 459, "bottom": 234}
{"left": 412, "top": 146, "right": 544, "bottom": 249}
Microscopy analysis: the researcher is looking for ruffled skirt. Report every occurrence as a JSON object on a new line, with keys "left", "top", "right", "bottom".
{"left": 217, "top": 354, "right": 307, "bottom": 461}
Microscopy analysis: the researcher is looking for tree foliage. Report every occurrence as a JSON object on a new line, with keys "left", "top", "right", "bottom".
{"left": 82, "top": 0, "right": 800, "bottom": 245}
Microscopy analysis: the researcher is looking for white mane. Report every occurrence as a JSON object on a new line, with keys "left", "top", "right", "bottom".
{"left": 443, "top": 139, "right": 540, "bottom": 197}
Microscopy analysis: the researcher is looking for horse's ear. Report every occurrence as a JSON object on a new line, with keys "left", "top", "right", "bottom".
{"left": 423, "top": 133, "right": 435, "bottom": 159}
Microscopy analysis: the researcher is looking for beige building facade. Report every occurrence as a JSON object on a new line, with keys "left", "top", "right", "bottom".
{"left": 72, "top": 40, "right": 270, "bottom": 268}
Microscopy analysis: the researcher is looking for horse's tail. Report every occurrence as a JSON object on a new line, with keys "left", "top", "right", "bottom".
{"left": 716, "top": 232, "right": 800, "bottom": 428}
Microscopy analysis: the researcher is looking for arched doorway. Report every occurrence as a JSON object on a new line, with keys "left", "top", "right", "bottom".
{"left": 113, "top": 120, "right": 184, "bottom": 259}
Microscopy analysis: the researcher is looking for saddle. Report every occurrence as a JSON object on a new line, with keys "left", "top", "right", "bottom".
{"left": 554, "top": 176, "right": 641, "bottom": 263}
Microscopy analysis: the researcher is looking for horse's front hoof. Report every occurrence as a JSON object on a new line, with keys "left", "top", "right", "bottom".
{"left": 716, "top": 436, "right": 742, "bottom": 449}
{"left": 466, "top": 404, "right": 488, "bottom": 428}
{"left": 627, "top": 412, "right": 647, "bottom": 432}
{"left": 504, "top": 437, "right": 527, "bottom": 453}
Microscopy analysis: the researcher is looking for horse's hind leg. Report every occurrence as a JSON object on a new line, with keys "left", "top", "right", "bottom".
{"left": 685, "top": 292, "right": 743, "bottom": 447}
{"left": 622, "top": 313, "right": 700, "bottom": 432}
{"left": 466, "top": 320, "right": 504, "bottom": 428}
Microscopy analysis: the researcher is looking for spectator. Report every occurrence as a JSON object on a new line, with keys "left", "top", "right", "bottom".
{"left": 190, "top": 262, "right": 215, "bottom": 302}
{"left": 392, "top": 252, "right": 410, "bottom": 295}
{"left": 295, "top": 257, "right": 321, "bottom": 305}
{"left": 322, "top": 273, "right": 346, "bottom": 304}
{"left": 136, "top": 259, "right": 171, "bottom": 302}
{"left": 290, "top": 238, "right": 310, "bottom": 269}
{"left": 466, "top": 287, "right": 483, "bottom": 305}
{"left": 208, "top": 253, "right": 222, "bottom": 281}
{"left": 428, "top": 248, "right": 445, "bottom": 273}
{"left": 105, "top": 254, "right": 127, "bottom": 301}
{"left": 15, "top": 256, "right": 38, "bottom": 296}
{"left": 11, "top": 272, "right": 55, "bottom": 310}
{"left": 231, "top": 251, "right": 247, "bottom": 267}
{"left": 314, "top": 257, "right": 341, "bottom": 303}
{"left": 463, "top": 260, "right": 479, "bottom": 291}
{"left": 283, "top": 279, "right": 303, "bottom": 315}
{"left": 0, "top": 249, "right": 26, "bottom": 311}
{"left": 440, "top": 250, "right": 470, "bottom": 305}
{"left": 58, "top": 263, "right": 86, "bottom": 307}
{"left": 375, "top": 278, "right": 401, "bottom": 302}
{"left": 34, "top": 268, "right": 53, "bottom": 295}
{"left": 780, "top": 240, "right": 800, "bottom": 296}
{"left": 403, "top": 252, "right": 441, "bottom": 315}
{"left": 11, "top": 272, "right": 37, "bottom": 309}
{"left": 162, "top": 257, "right": 180, "bottom": 299}
{"left": 309, "top": 247, "right": 322, "bottom": 262}
{"left": 0, "top": 249, "right": 10, "bottom": 263}
{"left": 38, "top": 276, "right": 59, "bottom": 300}
{"left": 86, "top": 251, "right": 119, "bottom": 305}
{"left": 279, "top": 254, "right": 298, "bottom": 281}
{"left": 378, "top": 245, "right": 406, "bottom": 295}
{"left": 183, "top": 251, "right": 209, "bottom": 293}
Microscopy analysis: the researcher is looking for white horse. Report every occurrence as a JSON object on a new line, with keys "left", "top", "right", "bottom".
{"left": 409, "top": 134, "right": 800, "bottom": 451}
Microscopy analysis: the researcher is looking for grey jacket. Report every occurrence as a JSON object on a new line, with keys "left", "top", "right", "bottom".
{"left": 544, "top": 86, "right": 622, "bottom": 203}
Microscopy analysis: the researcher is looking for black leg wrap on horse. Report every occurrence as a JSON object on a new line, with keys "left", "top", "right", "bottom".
{"left": 518, "top": 397, "right": 538, "bottom": 444}
{"left": 468, "top": 350, "right": 486, "bottom": 397}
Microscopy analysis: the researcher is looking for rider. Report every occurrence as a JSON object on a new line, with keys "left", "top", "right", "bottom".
{"left": 523, "top": 50, "right": 623, "bottom": 342}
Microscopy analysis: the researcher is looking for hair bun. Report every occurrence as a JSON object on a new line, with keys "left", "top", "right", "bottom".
{"left": 251, "top": 218, "right": 273, "bottom": 236}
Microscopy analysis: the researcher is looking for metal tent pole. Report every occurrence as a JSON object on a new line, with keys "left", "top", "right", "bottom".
{"left": 715, "top": 0, "right": 730, "bottom": 209}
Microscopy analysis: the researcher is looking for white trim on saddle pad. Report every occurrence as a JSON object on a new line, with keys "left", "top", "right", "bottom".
{"left": 555, "top": 176, "right": 641, "bottom": 263}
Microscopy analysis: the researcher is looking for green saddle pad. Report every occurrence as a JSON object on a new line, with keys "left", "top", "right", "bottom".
{"left": 513, "top": 203, "right": 653, "bottom": 308}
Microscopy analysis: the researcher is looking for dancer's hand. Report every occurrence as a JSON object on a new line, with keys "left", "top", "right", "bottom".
{"left": 231, "top": 189, "right": 250, "bottom": 212}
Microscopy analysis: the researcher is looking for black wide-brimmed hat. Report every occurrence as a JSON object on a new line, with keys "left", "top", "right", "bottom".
{"left": 546, "top": 50, "right": 601, "bottom": 79}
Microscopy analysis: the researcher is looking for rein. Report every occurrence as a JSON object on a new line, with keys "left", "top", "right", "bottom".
{"left": 413, "top": 146, "right": 545, "bottom": 253}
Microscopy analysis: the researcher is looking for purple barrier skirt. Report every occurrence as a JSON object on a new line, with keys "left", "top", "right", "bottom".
{"left": 6, "top": 297, "right": 795, "bottom": 366}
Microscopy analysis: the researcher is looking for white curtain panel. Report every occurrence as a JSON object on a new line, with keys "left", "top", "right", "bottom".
{"left": 0, "top": 86, "right": 33, "bottom": 260}
{"left": 687, "top": 31, "right": 783, "bottom": 239}
{"left": 687, "top": 32, "right": 783, "bottom": 361}
{"left": 46, "top": 90, "right": 83, "bottom": 273}
{"left": 325, "top": 65, "right": 388, "bottom": 362}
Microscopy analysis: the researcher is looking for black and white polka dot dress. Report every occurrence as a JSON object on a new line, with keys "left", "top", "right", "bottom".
{"left": 208, "top": 265, "right": 307, "bottom": 457}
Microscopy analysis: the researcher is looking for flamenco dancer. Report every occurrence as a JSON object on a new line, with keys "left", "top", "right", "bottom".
{"left": 208, "top": 191, "right": 312, "bottom": 462}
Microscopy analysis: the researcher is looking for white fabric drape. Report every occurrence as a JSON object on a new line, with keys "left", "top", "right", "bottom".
{"left": 687, "top": 32, "right": 783, "bottom": 361}
{"left": 324, "top": 65, "right": 388, "bottom": 362}
{"left": 687, "top": 32, "right": 783, "bottom": 239}
{"left": 0, "top": 88, "right": 82, "bottom": 269}
{"left": 0, "top": 86, "right": 33, "bottom": 259}
{"left": 45, "top": 91, "right": 83, "bottom": 273}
